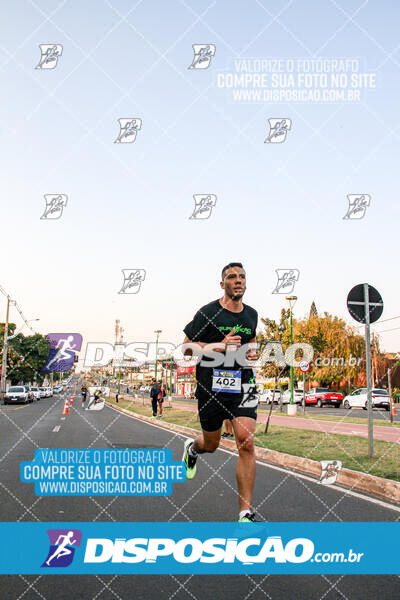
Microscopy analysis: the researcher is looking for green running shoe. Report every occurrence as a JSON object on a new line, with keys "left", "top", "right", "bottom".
{"left": 238, "top": 512, "right": 256, "bottom": 522}
{"left": 182, "top": 438, "right": 197, "bottom": 480}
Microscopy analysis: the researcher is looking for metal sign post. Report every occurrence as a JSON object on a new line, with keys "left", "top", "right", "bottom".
{"left": 347, "top": 283, "right": 384, "bottom": 460}
{"left": 388, "top": 368, "right": 393, "bottom": 424}
{"left": 299, "top": 360, "right": 310, "bottom": 415}
{"left": 363, "top": 283, "right": 374, "bottom": 459}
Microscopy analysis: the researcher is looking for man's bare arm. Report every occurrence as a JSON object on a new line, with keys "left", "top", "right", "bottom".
{"left": 183, "top": 327, "right": 242, "bottom": 356}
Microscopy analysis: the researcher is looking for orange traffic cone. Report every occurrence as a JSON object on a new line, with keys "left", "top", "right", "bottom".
{"left": 62, "top": 400, "right": 69, "bottom": 415}
{"left": 69, "top": 397, "right": 73, "bottom": 406}
{"left": 392, "top": 403, "right": 396, "bottom": 416}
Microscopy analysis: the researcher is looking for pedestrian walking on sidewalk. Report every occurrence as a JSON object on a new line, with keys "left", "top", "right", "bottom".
{"left": 150, "top": 378, "right": 160, "bottom": 418}
{"left": 221, "top": 419, "right": 234, "bottom": 439}
{"left": 157, "top": 383, "right": 166, "bottom": 418}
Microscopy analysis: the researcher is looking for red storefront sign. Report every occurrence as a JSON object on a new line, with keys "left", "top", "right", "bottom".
{"left": 177, "top": 365, "right": 196, "bottom": 375}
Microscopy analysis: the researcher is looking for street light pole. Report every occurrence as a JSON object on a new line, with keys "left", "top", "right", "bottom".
{"left": 154, "top": 330, "right": 162, "bottom": 381}
{"left": 286, "top": 296, "right": 297, "bottom": 405}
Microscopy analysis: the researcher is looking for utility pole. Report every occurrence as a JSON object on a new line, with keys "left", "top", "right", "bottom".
{"left": 0, "top": 297, "right": 12, "bottom": 403}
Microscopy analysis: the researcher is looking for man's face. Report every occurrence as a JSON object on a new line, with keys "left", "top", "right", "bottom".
{"left": 220, "top": 267, "right": 246, "bottom": 300}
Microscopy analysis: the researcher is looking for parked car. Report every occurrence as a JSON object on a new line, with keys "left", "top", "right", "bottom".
{"left": 4, "top": 386, "right": 30, "bottom": 405}
{"left": 343, "top": 388, "right": 391, "bottom": 411}
{"left": 23, "top": 386, "right": 35, "bottom": 402}
{"left": 281, "top": 389, "right": 304, "bottom": 405}
{"left": 39, "top": 387, "right": 47, "bottom": 398}
{"left": 306, "top": 387, "right": 343, "bottom": 408}
{"left": 29, "top": 387, "right": 41, "bottom": 401}
{"left": 53, "top": 385, "right": 62, "bottom": 394}
{"left": 45, "top": 387, "right": 53, "bottom": 397}
{"left": 259, "top": 389, "right": 282, "bottom": 404}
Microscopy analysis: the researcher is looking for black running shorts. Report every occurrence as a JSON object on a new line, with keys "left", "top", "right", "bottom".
{"left": 197, "top": 393, "right": 258, "bottom": 432}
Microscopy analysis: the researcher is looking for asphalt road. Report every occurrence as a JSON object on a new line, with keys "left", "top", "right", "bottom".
{"left": 0, "top": 381, "right": 399, "bottom": 599}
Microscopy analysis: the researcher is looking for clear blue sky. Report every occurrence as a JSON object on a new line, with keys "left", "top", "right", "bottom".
{"left": 1, "top": 0, "right": 399, "bottom": 352}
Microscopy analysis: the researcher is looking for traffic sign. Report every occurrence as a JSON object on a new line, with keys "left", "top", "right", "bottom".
{"left": 347, "top": 283, "right": 383, "bottom": 324}
{"left": 299, "top": 360, "right": 310, "bottom": 373}
{"left": 346, "top": 283, "right": 384, "bottom": 459}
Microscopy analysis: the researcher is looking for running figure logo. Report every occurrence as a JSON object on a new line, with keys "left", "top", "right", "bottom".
{"left": 114, "top": 118, "right": 142, "bottom": 143}
{"left": 189, "top": 194, "right": 217, "bottom": 220}
{"left": 343, "top": 194, "right": 371, "bottom": 220}
{"left": 35, "top": 44, "right": 63, "bottom": 70}
{"left": 42, "top": 333, "right": 83, "bottom": 373}
{"left": 272, "top": 269, "right": 299, "bottom": 294}
{"left": 188, "top": 44, "right": 216, "bottom": 69}
{"left": 42, "top": 529, "right": 82, "bottom": 568}
{"left": 40, "top": 194, "right": 68, "bottom": 220}
{"left": 264, "top": 119, "right": 292, "bottom": 143}
{"left": 319, "top": 460, "right": 342, "bottom": 485}
{"left": 119, "top": 269, "right": 146, "bottom": 294}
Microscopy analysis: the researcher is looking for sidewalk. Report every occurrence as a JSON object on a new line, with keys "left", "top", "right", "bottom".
{"left": 120, "top": 394, "right": 400, "bottom": 444}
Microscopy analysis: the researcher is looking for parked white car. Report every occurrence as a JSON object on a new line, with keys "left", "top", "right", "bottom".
{"left": 4, "top": 386, "right": 30, "bottom": 405}
{"left": 259, "top": 389, "right": 282, "bottom": 404}
{"left": 39, "top": 387, "right": 47, "bottom": 398}
{"left": 281, "top": 389, "right": 304, "bottom": 405}
{"left": 30, "top": 387, "right": 41, "bottom": 401}
{"left": 343, "top": 388, "right": 390, "bottom": 411}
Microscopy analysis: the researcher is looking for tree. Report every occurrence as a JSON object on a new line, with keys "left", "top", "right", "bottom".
{"left": 296, "top": 312, "right": 365, "bottom": 387}
{"left": 258, "top": 309, "right": 291, "bottom": 381}
{"left": 257, "top": 310, "right": 365, "bottom": 389}
{"left": 3, "top": 333, "right": 50, "bottom": 385}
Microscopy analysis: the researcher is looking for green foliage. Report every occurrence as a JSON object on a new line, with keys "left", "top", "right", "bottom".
{"left": 258, "top": 310, "right": 366, "bottom": 387}
{"left": 2, "top": 333, "right": 50, "bottom": 385}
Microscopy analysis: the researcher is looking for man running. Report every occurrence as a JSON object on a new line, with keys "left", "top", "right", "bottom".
{"left": 81, "top": 384, "right": 87, "bottom": 407}
{"left": 182, "top": 262, "right": 259, "bottom": 522}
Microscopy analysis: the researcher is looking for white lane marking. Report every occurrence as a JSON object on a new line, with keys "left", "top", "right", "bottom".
{"left": 60, "top": 417, "right": 65, "bottom": 420}
{"left": 106, "top": 403, "right": 400, "bottom": 514}
{"left": 52, "top": 426, "right": 60, "bottom": 432}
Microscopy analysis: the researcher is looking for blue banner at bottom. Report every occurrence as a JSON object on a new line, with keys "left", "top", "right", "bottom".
{"left": 0, "top": 522, "right": 398, "bottom": 574}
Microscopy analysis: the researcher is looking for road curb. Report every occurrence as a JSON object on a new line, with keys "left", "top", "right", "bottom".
{"left": 107, "top": 401, "right": 400, "bottom": 507}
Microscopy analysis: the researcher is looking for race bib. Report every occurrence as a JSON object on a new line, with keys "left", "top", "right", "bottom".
{"left": 212, "top": 369, "right": 242, "bottom": 393}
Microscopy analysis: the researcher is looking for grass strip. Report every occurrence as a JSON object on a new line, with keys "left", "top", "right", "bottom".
{"left": 108, "top": 396, "right": 400, "bottom": 482}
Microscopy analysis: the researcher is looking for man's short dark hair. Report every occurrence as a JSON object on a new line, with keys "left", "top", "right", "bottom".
{"left": 221, "top": 262, "right": 245, "bottom": 280}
